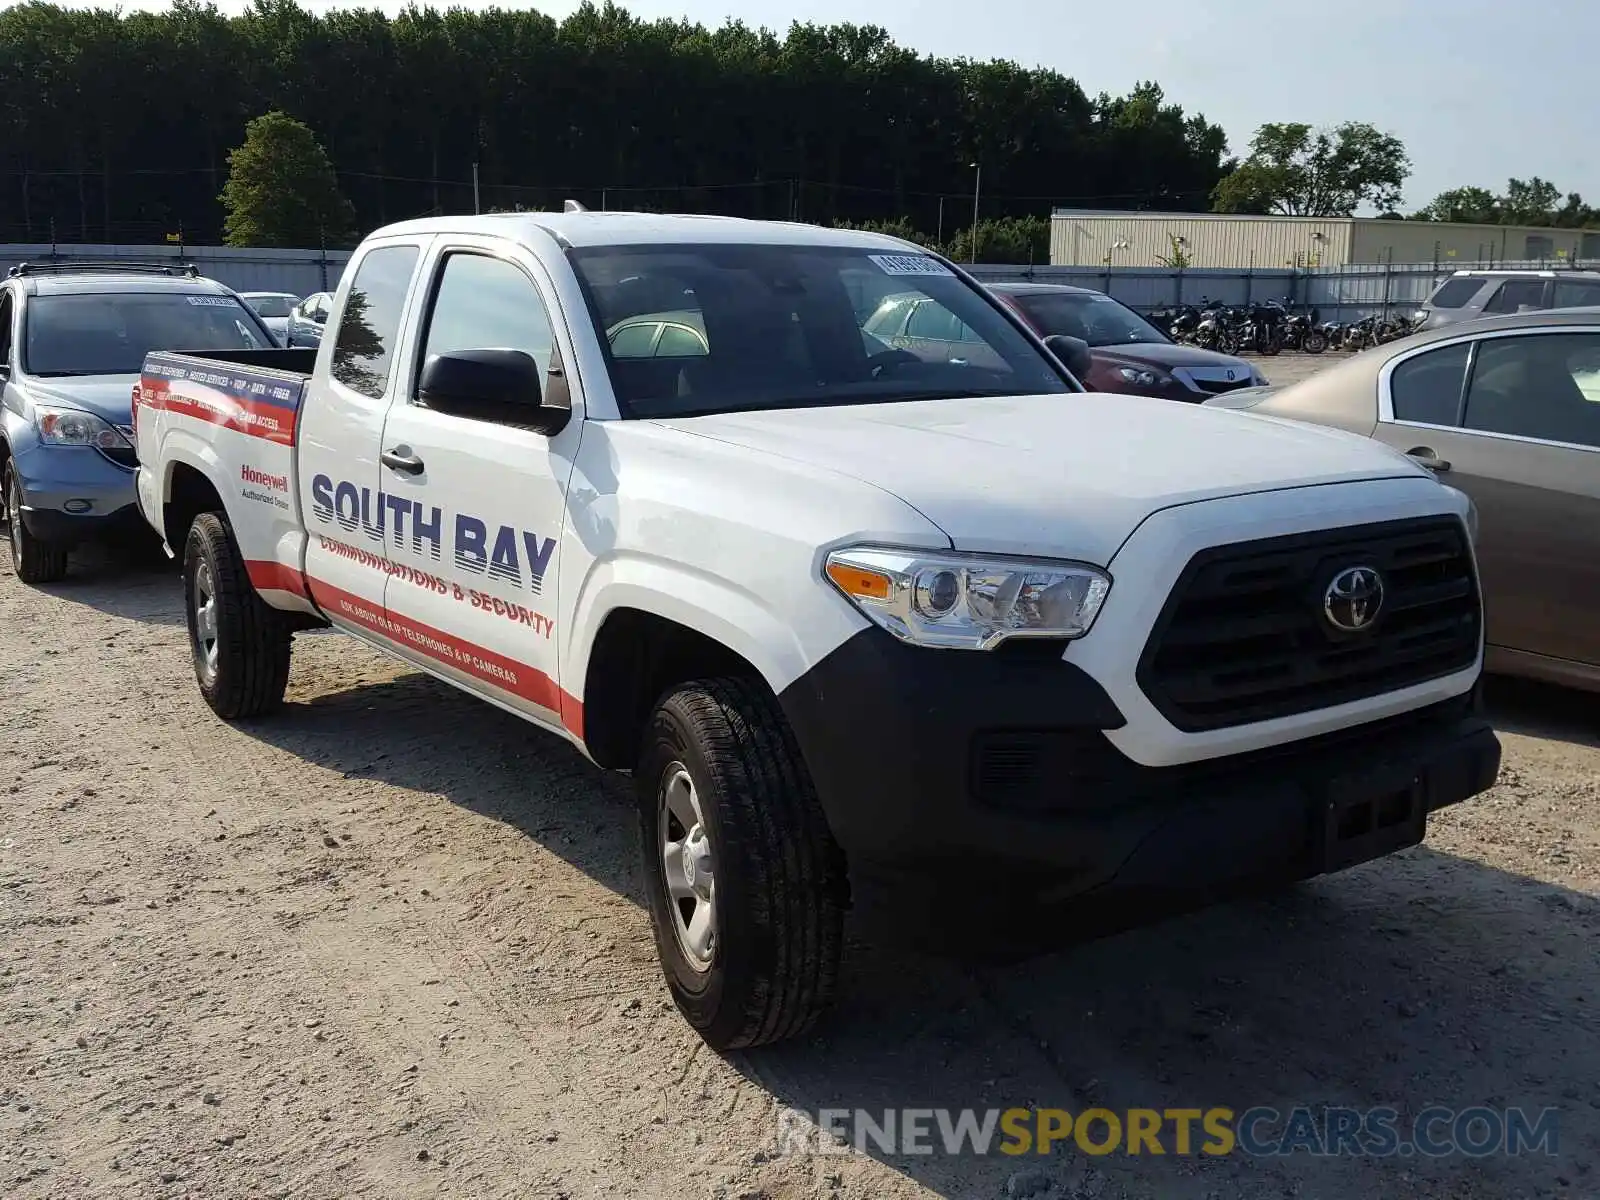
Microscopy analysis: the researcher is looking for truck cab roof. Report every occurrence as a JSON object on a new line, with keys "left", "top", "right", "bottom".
{"left": 367, "top": 211, "right": 923, "bottom": 252}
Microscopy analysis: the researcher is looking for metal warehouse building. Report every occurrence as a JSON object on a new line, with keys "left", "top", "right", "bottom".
{"left": 1049, "top": 210, "right": 1600, "bottom": 269}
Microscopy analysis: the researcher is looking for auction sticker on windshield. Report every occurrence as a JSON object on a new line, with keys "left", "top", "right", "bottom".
{"left": 868, "top": 254, "right": 953, "bottom": 277}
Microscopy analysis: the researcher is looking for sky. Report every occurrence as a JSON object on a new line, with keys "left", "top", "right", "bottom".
{"left": 46, "top": 0, "right": 1600, "bottom": 212}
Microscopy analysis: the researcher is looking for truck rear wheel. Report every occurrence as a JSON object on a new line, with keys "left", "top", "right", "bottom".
{"left": 183, "top": 512, "right": 291, "bottom": 719}
{"left": 4, "top": 462, "right": 69, "bottom": 585}
{"left": 637, "top": 678, "right": 848, "bottom": 1049}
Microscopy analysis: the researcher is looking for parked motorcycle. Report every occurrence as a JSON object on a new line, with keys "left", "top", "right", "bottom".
{"left": 1280, "top": 305, "right": 1327, "bottom": 353}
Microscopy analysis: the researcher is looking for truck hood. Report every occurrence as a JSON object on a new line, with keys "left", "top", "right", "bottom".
{"left": 25, "top": 374, "right": 139, "bottom": 425}
{"left": 654, "top": 392, "right": 1427, "bottom": 564}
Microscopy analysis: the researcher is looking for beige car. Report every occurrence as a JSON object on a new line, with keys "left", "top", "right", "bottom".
{"left": 1205, "top": 308, "right": 1600, "bottom": 693}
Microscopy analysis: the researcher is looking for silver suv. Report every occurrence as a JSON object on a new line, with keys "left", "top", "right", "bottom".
{"left": 1416, "top": 269, "right": 1600, "bottom": 331}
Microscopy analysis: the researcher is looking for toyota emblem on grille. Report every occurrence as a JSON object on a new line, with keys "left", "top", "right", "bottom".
{"left": 1324, "top": 566, "right": 1384, "bottom": 632}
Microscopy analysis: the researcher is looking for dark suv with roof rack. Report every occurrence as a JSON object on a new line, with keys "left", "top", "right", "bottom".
{"left": 0, "top": 261, "right": 276, "bottom": 582}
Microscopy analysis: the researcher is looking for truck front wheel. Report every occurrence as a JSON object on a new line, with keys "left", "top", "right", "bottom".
{"left": 637, "top": 678, "right": 848, "bottom": 1049}
{"left": 183, "top": 512, "right": 291, "bottom": 719}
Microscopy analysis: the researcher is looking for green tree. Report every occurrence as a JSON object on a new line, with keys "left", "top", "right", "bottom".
{"left": 1413, "top": 186, "right": 1498, "bottom": 223}
{"left": 1211, "top": 121, "right": 1410, "bottom": 216}
{"left": 1413, "top": 179, "right": 1598, "bottom": 228}
{"left": 218, "top": 109, "right": 353, "bottom": 247}
{"left": 1498, "top": 176, "right": 1562, "bottom": 225}
{"left": 0, "top": 2, "right": 1236, "bottom": 244}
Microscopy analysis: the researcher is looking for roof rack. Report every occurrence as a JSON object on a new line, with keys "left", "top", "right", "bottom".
{"left": 7, "top": 260, "right": 201, "bottom": 279}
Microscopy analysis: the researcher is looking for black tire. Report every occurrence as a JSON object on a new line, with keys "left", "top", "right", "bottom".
{"left": 637, "top": 677, "right": 848, "bottom": 1050}
{"left": 1304, "top": 331, "right": 1328, "bottom": 354}
{"left": 4, "top": 460, "right": 69, "bottom": 584}
{"left": 183, "top": 512, "right": 291, "bottom": 719}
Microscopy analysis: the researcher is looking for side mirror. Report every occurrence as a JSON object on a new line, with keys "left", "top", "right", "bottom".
{"left": 417, "top": 348, "right": 570, "bottom": 434}
{"left": 1042, "top": 333, "right": 1094, "bottom": 380}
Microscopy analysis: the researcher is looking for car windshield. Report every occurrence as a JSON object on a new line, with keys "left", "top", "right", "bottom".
{"left": 569, "top": 243, "right": 1071, "bottom": 418}
{"left": 245, "top": 295, "right": 296, "bottom": 318}
{"left": 1006, "top": 291, "right": 1170, "bottom": 347}
{"left": 24, "top": 292, "right": 270, "bottom": 376}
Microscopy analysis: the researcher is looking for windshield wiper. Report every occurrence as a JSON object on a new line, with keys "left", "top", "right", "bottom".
{"left": 29, "top": 369, "right": 107, "bottom": 378}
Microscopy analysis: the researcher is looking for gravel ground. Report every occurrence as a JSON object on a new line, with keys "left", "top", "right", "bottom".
{"left": 1257, "top": 351, "right": 1357, "bottom": 388}
{"left": 2, "top": 400, "right": 1598, "bottom": 1198}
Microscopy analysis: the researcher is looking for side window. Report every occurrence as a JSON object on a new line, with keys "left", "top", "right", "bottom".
{"left": 1427, "top": 278, "right": 1485, "bottom": 309}
{"left": 0, "top": 290, "right": 14, "bottom": 368}
{"left": 905, "top": 300, "right": 959, "bottom": 341}
{"left": 656, "top": 323, "right": 708, "bottom": 357}
{"left": 331, "top": 246, "right": 419, "bottom": 398}
{"left": 1484, "top": 279, "right": 1546, "bottom": 314}
{"left": 608, "top": 321, "right": 659, "bottom": 358}
{"left": 863, "top": 295, "right": 911, "bottom": 337}
{"left": 1388, "top": 342, "right": 1469, "bottom": 425}
{"left": 1552, "top": 280, "right": 1600, "bottom": 310}
{"left": 419, "top": 251, "right": 556, "bottom": 384}
{"left": 1463, "top": 333, "right": 1600, "bottom": 448}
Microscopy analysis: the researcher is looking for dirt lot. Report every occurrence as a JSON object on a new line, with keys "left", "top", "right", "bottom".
{"left": 3, "top": 396, "right": 1598, "bottom": 1198}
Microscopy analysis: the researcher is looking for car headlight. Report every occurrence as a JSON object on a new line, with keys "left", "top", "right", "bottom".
{"left": 35, "top": 405, "right": 131, "bottom": 450}
{"left": 824, "top": 547, "right": 1111, "bottom": 649}
{"left": 1115, "top": 366, "right": 1169, "bottom": 388}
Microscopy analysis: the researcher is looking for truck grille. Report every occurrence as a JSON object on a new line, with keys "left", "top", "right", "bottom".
{"left": 1137, "top": 516, "right": 1480, "bottom": 732}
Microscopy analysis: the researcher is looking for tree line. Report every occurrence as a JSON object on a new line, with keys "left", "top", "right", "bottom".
{"left": 0, "top": 0, "right": 1233, "bottom": 247}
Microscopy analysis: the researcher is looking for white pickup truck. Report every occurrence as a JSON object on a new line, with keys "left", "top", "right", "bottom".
{"left": 134, "top": 212, "right": 1500, "bottom": 1048}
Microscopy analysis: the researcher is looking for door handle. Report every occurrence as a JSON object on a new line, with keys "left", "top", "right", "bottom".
{"left": 1405, "top": 447, "right": 1451, "bottom": 473}
{"left": 381, "top": 447, "right": 425, "bottom": 476}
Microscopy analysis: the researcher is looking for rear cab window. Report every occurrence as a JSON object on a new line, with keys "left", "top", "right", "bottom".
{"left": 329, "top": 245, "right": 421, "bottom": 398}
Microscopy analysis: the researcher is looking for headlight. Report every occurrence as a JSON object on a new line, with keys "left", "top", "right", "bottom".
{"left": 35, "top": 405, "right": 131, "bottom": 450}
{"left": 1115, "top": 366, "right": 1169, "bottom": 388}
{"left": 824, "top": 547, "right": 1111, "bottom": 649}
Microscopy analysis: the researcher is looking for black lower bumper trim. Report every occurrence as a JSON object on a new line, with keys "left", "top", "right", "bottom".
{"left": 22, "top": 503, "right": 146, "bottom": 547}
{"left": 779, "top": 627, "right": 1500, "bottom": 939}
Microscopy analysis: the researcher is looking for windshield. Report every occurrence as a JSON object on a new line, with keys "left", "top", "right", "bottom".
{"left": 1006, "top": 291, "right": 1170, "bottom": 347}
{"left": 245, "top": 295, "right": 296, "bottom": 318}
{"left": 24, "top": 292, "right": 271, "bottom": 376}
{"left": 570, "top": 244, "right": 1072, "bottom": 418}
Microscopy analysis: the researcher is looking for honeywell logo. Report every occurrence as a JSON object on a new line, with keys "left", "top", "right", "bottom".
{"left": 241, "top": 464, "right": 289, "bottom": 493}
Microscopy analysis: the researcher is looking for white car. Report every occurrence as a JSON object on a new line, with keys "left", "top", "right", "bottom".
{"left": 132, "top": 212, "right": 1500, "bottom": 1048}
{"left": 237, "top": 291, "right": 300, "bottom": 345}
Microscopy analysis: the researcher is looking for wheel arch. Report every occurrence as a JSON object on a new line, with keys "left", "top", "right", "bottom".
{"left": 162, "top": 457, "right": 228, "bottom": 552}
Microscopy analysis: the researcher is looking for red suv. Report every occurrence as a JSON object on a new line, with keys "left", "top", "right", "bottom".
{"left": 988, "top": 282, "right": 1266, "bottom": 401}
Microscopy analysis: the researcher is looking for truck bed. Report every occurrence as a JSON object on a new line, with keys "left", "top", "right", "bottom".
{"left": 139, "top": 349, "right": 314, "bottom": 448}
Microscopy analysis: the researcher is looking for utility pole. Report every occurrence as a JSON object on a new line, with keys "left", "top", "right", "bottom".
{"left": 936, "top": 196, "right": 945, "bottom": 246}
{"left": 472, "top": 161, "right": 481, "bottom": 215}
{"left": 969, "top": 163, "right": 981, "bottom": 264}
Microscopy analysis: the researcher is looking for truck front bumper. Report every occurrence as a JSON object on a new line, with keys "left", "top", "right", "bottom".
{"left": 11, "top": 444, "right": 141, "bottom": 548}
{"left": 778, "top": 629, "right": 1500, "bottom": 940}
